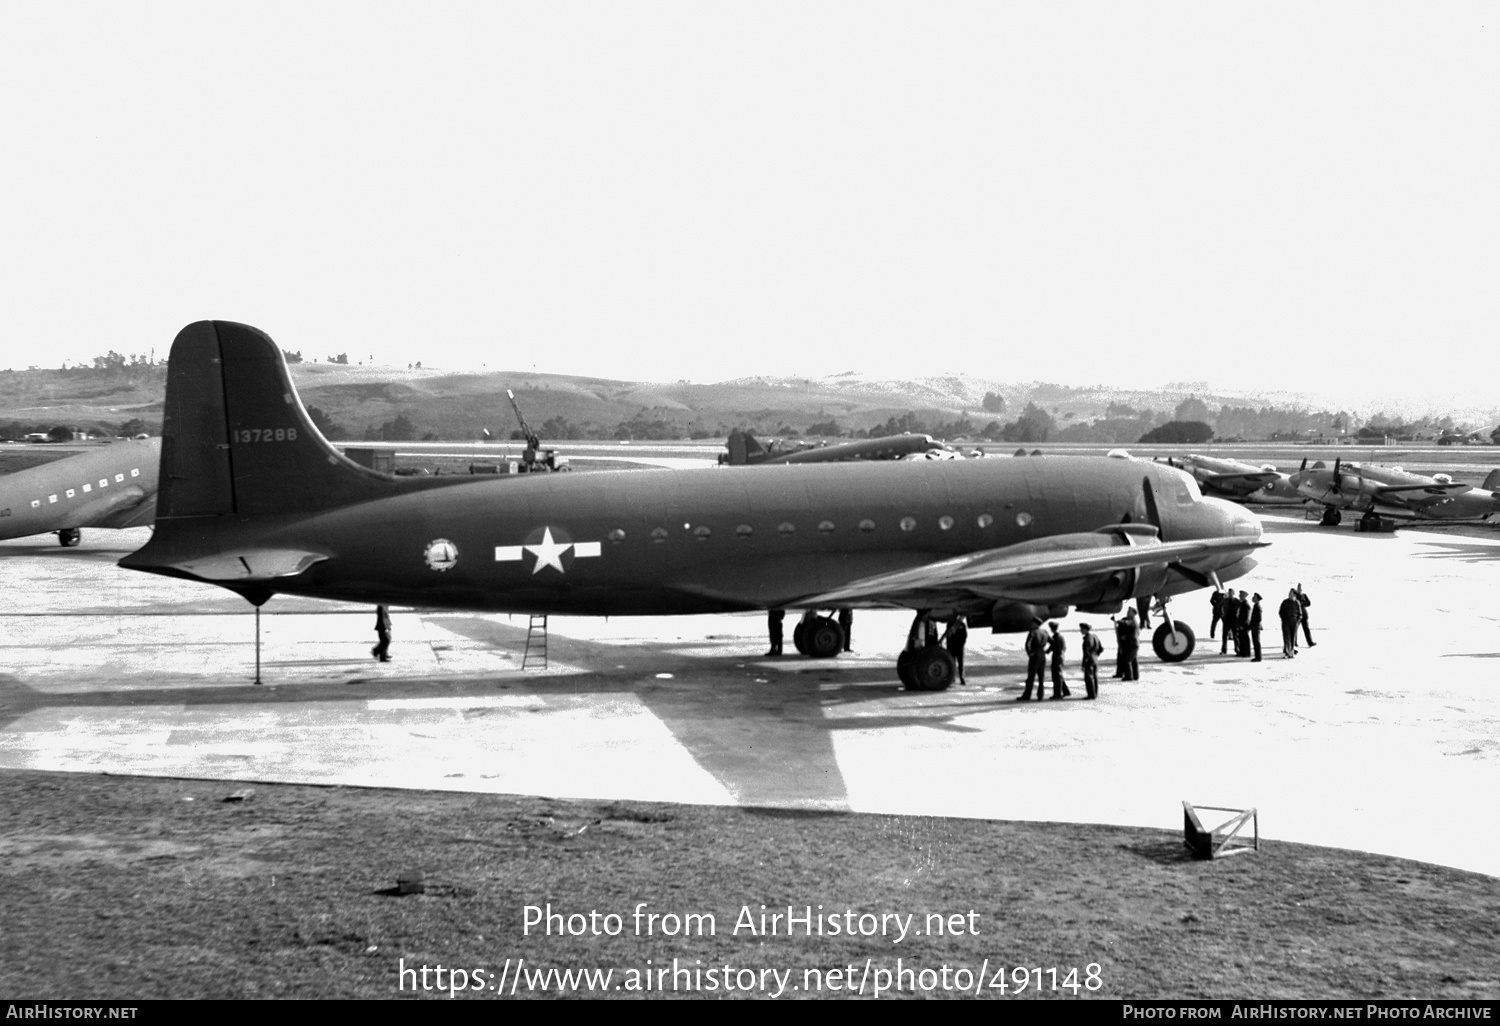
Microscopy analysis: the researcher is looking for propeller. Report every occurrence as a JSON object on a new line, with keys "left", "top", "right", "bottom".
{"left": 1141, "top": 476, "right": 1164, "bottom": 542}
{"left": 1333, "top": 457, "right": 1343, "bottom": 494}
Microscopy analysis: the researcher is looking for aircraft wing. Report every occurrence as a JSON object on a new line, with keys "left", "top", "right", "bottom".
{"left": 1203, "top": 471, "right": 1279, "bottom": 488}
{"left": 1373, "top": 482, "right": 1472, "bottom": 507}
{"left": 801, "top": 535, "right": 1266, "bottom": 608}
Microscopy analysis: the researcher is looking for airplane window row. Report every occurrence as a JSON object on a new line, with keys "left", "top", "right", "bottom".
{"left": 623, "top": 512, "right": 1014, "bottom": 544}
{"left": 30, "top": 469, "right": 140, "bottom": 508}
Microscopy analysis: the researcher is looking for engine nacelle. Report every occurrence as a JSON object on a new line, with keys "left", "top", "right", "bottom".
{"left": 969, "top": 601, "right": 1069, "bottom": 633}
{"left": 985, "top": 524, "right": 1172, "bottom": 606}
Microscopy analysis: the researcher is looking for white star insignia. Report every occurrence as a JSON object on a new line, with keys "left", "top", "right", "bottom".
{"left": 524, "top": 526, "right": 571, "bottom": 574}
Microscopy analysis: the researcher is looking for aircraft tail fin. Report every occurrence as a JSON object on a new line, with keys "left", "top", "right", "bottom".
{"left": 150, "top": 320, "right": 407, "bottom": 520}
{"left": 724, "top": 429, "right": 768, "bottom": 465}
{"left": 1484, "top": 469, "right": 1500, "bottom": 492}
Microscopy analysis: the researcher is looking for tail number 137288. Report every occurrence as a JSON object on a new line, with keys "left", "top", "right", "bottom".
{"left": 236, "top": 428, "right": 298, "bottom": 443}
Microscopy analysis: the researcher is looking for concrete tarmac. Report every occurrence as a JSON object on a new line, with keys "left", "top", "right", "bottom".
{"left": 1, "top": 516, "right": 1497, "bottom": 877}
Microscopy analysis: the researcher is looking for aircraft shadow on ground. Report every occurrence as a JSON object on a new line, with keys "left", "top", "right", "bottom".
{"left": 0, "top": 615, "right": 1109, "bottom": 812}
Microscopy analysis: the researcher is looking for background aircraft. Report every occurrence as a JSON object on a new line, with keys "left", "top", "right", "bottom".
{"left": 1290, "top": 458, "right": 1500, "bottom": 526}
{"left": 0, "top": 438, "right": 159, "bottom": 546}
{"left": 721, "top": 429, "right": 952, "bottom": 465}
{"left": 1155, "top": 453, "right": 1307, "bottom": 507}
{"left": 122, "top": 322, "right": 1265, "bottom": 691}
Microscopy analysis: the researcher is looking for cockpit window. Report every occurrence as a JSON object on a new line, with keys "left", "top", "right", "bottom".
{"left": 1173, "top": 473, "right": 1201, "bottom": 505}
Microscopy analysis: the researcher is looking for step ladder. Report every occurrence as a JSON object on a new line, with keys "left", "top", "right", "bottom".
{"left": 522, "top": 614, "right": 548, "bottom": 671}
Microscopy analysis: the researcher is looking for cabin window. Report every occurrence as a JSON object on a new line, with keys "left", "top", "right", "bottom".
{"left": 650, "top": 527, "right": 669, "bottom": 543}
{"left": 778, "top": 522, "right": 796, "bottom": 537}
{"left": 735, "top": 524, "right": 753, "bottom": 538}
{"left": 99, "top": 479, "right": 108, "bottom": 488}
{"left": 48, "top": 495, "right": 57, "bottom": 503}
{"left": 82, "top": 484, "right": 91, "bottom": 493}
{"left": 66, "top": 489, "right": 75, "bottom": 498}
{"left": 977, "top": 513, "right": 994, "bottom": 528}
{"left": 693, "top": 525, "right": 711, "bottom": 541}
{"left": 938, "top": 515, "right": 954, "bottom": 530}
{"left": 859, "top": 519, "right": 876, "bottom": 533}
{"left": 817, "top": 520, "right": 835, "bottom": 534}
{"left": 1016, "top": 512, "right": 1033, "bottom": 527}
{"left": 899, "top": 516, "right": 916, "bottom": 532}
{"left": 607, "top": 529, "right": 626, "bottom": 544}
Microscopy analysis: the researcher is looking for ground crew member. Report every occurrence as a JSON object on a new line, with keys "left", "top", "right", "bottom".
{"left": 766, "top": 609, "right": 784, "bottom": 656}
{"left": 1278, "top": 590, "right": 1300, "bottom": 658}
{"left": 1249, "top": 593, "right": 1264, "bottom": 661}
{"left": 1020, "top": 616, "right": 1048, "bottom": 700}
{"left": 1209, "top": 590, "right": 1224, "bottom": 639}
{"left": 1235, "top": 589, "right": 1252, "bottom": 657}
{"left": 942, "top": 617, "right": 968, "bottom": 686}
{"left": 838, "top": 608, "right": 853, "bottom": 652}
{"left": 1080, "top": 624, "right": 1102, "bottom": 699}
{"left": 1047, "top": 621, "right": 1071, "bottom": 699}
{"left": 1136, "top": 596, "right": 1152, "bottom": 629}
{"left": 1118, "top": 608, "right": 1140, "bottom": 680}
{"left": 1297, "top": 585, "right": 1316, "bottom": 647}
{"left": 372, "top": 604, "right": 392, "bottom": 662}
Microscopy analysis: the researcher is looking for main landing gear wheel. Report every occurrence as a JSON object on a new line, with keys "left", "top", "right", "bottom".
{"left": 1319, "top": 507, "right": 1342, "bottom": 527}
{"left": 802, "top": 616, "right": 844, "bottom": 659}
{"left": 904, "top": 645, "right": 956, "bottom": 692}
{"left": 1152, "top": 620, "right": 1196, "bottom": 662}
{"left": 896, "top": 649, "right": 916, "bottom": 689}
{"left": 792, "top": 622, "right": 808, "bottom": 655}
{"left": 57, "top": 529, "right": 80, "bottom": 547}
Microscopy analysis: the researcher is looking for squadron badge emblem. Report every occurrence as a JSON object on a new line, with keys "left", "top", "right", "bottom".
{"left": 424, "top": 538, "right": 459, "bottom": 572}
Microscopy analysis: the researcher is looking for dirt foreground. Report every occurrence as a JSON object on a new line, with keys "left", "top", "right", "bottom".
{"left": 0, "top": 770, "right": 1495, "bottom": 1000}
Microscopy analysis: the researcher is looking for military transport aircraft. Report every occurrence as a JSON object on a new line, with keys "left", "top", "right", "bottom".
{"left": 1290, "top": 458, "right": 1500, "bottom": 527}
{"left": 721, "top": 429, "right": 951, "bottom": 465}
{"left": 1154, "top": 454, "right": 1307, "bottom": 507}
{"left": 121, "top": 322, "right": 1266, "bottom": 691}
{"left": 0, "top": 438, "right": 159, "bottom": 546}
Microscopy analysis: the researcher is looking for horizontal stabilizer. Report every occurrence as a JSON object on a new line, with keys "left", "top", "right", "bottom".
{"left": 170, "top": 549, "right": 328, "bottom": 582}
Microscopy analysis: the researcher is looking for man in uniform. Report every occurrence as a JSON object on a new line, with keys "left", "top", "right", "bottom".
{"left": 1297, "top": 585, "right": 1316, "bottom": 647}
{"left": 1079, "top": 623, "right": 1103, "bottom": 699}
{"left": 1020, "top": 616, "right": 1049, "bottom": 700}
{"left": 1278, "top": 589, "right": 1301, "bottom": 658}
{"left": 1220, "top": 590, "right": 1240, "bottom": 655}
{"left": 1047, "top": 621, "right": 1071, "bottom": 699}
{"left": 1249, "top": 593, "right": 1264, "bottom": 661}
{"left": 1235, "top": 589, "right": 1252, "bottom": 657}
{"left": 1118, "top": 608, "right": 1140, "bottom": 681}
{"left": 1209, "top": 589, "right": 1224, "bottom": 639}
{"left": 837, "top": 608, "right": 854, "bottom": 652}
{"left": 766, "top": 609, "right": 784, "bottom": 656}
{"left": 372, "top": 604, "right": 392, "bottom": 662}
{"left": 942, "top": 617, "right": 968, "bottom": 686}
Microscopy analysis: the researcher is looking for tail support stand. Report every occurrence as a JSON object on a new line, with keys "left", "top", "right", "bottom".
{"left": 253, "top": 606, "right": 262, "bottom": 686}
{"left": 523, "top": 614, "right": 548, "bottom": 671}
{"left": 1183, "top": 802, "right": 1258, "bottom": 860}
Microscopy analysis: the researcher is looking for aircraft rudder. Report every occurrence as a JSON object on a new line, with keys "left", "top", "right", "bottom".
{"left": 1483, "top": 469, "right": 1500, "bottom": 493}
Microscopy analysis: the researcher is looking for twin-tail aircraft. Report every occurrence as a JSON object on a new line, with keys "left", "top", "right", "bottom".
{"left": 1290, "top": 458, "right": 1500, "bottom": 527}
{"left": 0, "top": 438, "right": 160, "bottom": 546}
{"left": 721, "top": 429, "right": 951, "bottom": 466}
{"left": 1154, "top": 454, "right": 1306, "bottom": 507}
{"left": 121, "top": 322, "right": 1267, "bottom": 691}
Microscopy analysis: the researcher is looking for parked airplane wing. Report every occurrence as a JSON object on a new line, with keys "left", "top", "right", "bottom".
{"left": 1374, "top": 482, "right": 1472, "bottom": 503}
{"left": 1203, "top": 471, "right": 1279, "bottom": 487}
{"left": 802, "top": 531, "right": 1265, "bottom": 607}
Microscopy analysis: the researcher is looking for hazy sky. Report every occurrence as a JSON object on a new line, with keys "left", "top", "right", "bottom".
{"left": 2, "top": 3, "right": 1496, "bottom": 411}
